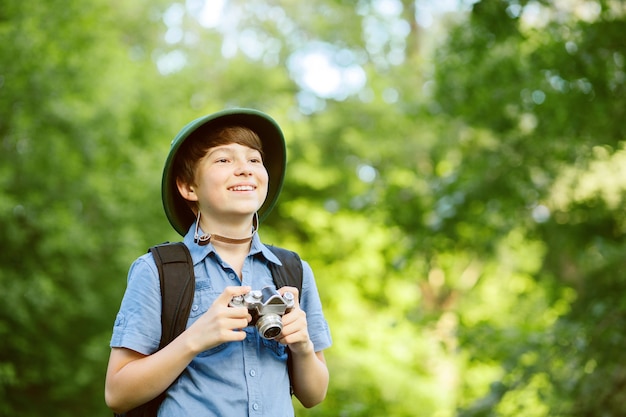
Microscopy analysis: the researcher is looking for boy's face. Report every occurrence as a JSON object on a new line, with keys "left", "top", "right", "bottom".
{"left": 187, "top": 142, "right": 269, "bottom": 220}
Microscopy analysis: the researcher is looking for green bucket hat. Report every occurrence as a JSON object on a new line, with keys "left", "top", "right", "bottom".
{"left": 162, "top": 108, "right": 286, "bottom": 236}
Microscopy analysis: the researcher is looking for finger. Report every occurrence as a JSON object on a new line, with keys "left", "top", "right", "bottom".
{"left": 225, "top": 306, "right": 251, "bottom": 321}
{"left": 277, "top": 286, "right": 299, "bottom": 308}
{"left": 281, "top": 310, "right": 305, "bottom": 333}
{"left": 276, "top": 328, "right": 305, "bottom": 346}
{"left": 226, "top": 316, "right": 252, "bottom": 331}
{"left": 280, "top": 309, "right": 299, "bottom": 326}
{"left": 214, "top": 285, "right": 251, "bottom": 307}
{"left": 222, "top": 326, "right": 248, "bottom": 342}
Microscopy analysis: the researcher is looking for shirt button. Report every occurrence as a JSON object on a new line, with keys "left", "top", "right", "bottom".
{"left": 252, "top": 403, "right": 259, "bottom": 410}
{"left": 192, "top": 305, "right": 199, "bottom": 312}
{"left": 249, "top": 369, "right": 256, "bottom": 377}
{"left": 228, "top": 273, "right": 236, "bottom": 280}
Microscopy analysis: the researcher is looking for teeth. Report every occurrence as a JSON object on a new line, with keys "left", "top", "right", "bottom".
{"left": 231, "top": 185, "right": 254, "bottom": 191}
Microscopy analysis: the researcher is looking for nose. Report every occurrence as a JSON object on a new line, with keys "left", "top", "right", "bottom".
{"left": 234, "top": 160, "right": 253, "bottom": 176}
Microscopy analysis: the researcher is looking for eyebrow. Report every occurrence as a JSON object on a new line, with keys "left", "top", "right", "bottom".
{"left": 206, "top": 145, "right": 262, "bottom": 157}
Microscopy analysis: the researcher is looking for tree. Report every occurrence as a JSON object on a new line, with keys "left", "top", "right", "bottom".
{"left": 0, "top": 0, "right": 174, "bottom": 414}
{"left": 430, "top": 0, "right": 626, "bottom": 415}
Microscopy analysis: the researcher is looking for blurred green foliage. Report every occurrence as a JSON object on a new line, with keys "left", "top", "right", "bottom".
{"left": 1, "top": 0, "right": 625, "bottom": 416}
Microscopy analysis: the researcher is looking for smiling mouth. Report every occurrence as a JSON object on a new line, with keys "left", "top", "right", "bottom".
{"left": 229, "top": 185, "right": 255, "bottom": 191}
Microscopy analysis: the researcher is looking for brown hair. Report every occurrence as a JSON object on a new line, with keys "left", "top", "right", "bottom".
{"left": 174, "top": 124, "right": 264, "bottom": 188}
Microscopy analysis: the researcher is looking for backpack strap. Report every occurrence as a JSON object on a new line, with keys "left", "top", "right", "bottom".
{"left": 150, "top": 242, "right": 196, "bottom": 348}
{"left": 117, "top": 242, "right": 195, "bottom": 417}
{"left": 265, "top": 245, "right": 304, "bottom": 396}
{"left": 267, "top": 245, "right": 303, "bottom": 300}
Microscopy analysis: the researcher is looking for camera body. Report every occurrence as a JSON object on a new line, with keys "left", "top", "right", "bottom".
{"left": 229, "top": 286, "right": 295, "bottom": 339}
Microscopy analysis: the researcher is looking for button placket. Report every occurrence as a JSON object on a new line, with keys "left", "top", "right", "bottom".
{"left": 243, "top": 328, "right": 262, "bottom": 415}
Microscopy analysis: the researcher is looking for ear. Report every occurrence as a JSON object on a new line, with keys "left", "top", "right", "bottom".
{"left": 176, "top": 178, "right": 199, "bottom": 202}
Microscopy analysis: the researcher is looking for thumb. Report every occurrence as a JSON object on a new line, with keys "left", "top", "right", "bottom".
{"left": 277, "top": 286, "right": 300, "bottom": 308}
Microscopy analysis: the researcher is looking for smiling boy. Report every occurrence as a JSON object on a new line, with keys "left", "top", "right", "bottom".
{"left": 105, "top": 109, "right": 331, "bottom": 416}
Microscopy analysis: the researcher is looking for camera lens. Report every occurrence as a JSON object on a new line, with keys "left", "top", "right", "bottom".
{"left": 256, "top": 314, "right": 283, "bottom": 339}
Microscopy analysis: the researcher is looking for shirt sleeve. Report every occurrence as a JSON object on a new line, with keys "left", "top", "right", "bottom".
{"left": 109, "top": 254, "right": 162, "bottom": 354}
{"left": 299, "top": 260, "right": 332, "bottom": 352}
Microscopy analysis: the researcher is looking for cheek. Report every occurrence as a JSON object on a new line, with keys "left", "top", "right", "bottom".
{"left": 260, "top": 176, "right": 269, "bottom": 196}
{"left": 259, "top": 168, "right": 269, "bottom": 186}
{"left": 257, "top": 170, "right": 269, "bottom": 197}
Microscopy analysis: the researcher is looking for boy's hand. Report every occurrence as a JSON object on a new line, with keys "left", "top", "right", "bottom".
{"left": 276, "top": 287, "right": 314, "bottom": 355}
{"left": 187, "top": 286, "right": 252, "bottom": 353}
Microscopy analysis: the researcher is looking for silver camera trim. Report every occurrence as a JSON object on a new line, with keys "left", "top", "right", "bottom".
{"left": 230, "top": 286, "right": 295, "bottom": 339}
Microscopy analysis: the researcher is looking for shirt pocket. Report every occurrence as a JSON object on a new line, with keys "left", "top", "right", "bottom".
{"left": 196, "top": 342, "right": 228, "bottom": 357}
{"left": 261, "top": 338, "right": 288, "bottom": 361}
{"left": 188, "top": 280, "right": 218, "bottom": 319}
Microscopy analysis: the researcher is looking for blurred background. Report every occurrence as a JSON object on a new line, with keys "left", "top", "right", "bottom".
{"left": 2, "top": 0, "right": 626, "bottom": 415}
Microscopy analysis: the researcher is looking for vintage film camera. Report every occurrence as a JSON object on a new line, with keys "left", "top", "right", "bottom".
{"left": 229, "top": 286, "right": 295, "bottom": 339}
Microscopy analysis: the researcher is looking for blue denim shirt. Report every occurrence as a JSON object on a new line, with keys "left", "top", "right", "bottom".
{"left": 110, "top": 225, "right": 332, "bottom": 417}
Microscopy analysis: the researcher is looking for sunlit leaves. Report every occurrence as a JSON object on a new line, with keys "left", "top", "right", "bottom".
{"left": 431, "top": 1, "right": 626, "bottom": 415}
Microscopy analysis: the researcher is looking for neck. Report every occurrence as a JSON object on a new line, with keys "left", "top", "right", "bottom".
{"left": 194, "top": 212, "right": 257, "bottom": 246}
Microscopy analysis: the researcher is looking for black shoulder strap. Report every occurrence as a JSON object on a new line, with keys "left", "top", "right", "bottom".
{"left": 117, "top": 243, "right": 195, "bottom": 417}
{"left": 150, "top": 242, "right": 196, "bottom": 348}
{"left": 265, "top": 245, "right": 304, "bottom": 396}
{"left": 267, "top": 245, "right": 303, "bottom": 300}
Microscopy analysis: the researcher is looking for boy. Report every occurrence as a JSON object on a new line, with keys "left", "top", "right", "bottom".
{"left": 105, "top": 108, "right": 332, "bottom": 416}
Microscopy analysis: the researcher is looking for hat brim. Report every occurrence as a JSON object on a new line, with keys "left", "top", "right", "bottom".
{"left": 162, "top": 108, "right": 286, "bottom": 236}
